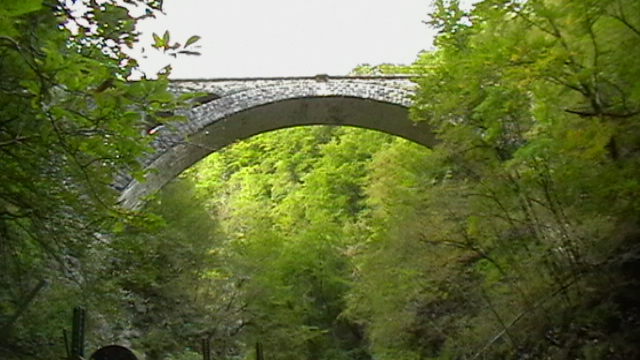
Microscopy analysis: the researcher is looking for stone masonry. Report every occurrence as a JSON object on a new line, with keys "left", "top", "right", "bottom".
{"left": 118, "top": 75, "right": 437, "bottom": 209}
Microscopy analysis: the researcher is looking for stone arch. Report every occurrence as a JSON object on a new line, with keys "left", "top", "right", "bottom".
{"left": 118, "top": 77, "right": 437, "bottom": 209}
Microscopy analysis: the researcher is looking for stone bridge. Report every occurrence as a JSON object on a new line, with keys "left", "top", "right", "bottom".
{"left": 117, "top": 75, "right": 437, "bottom": 209}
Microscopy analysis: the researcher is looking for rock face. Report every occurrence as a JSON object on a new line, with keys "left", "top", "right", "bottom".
{"left": 117, "top": 76, "right": 437, "bottom": 209}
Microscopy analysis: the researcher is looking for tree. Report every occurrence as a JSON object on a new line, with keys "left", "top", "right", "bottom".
{"left": 397, "top": 0, "right": 640, "bottom": 357}
{"left": 108, "top": 179, "right": 242, "bottom": 359}
{"left": 188, "top": 127, "right": 396, "bottom": 360}
{"left": 0, "top": 1, "right": 198, "bottom": 358}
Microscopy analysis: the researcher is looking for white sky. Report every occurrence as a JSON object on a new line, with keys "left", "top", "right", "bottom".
{"left": 134, "top": 0, "right": 440, "bottom": 79}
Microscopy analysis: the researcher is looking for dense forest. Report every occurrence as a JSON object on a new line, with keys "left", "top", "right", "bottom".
{"left": 2, "top": 0, "right": 640, "bottom": 360}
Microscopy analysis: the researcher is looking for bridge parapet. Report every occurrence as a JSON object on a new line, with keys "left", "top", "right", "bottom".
{"left": 169, "top": 75, "right": 417, "bottom": 98}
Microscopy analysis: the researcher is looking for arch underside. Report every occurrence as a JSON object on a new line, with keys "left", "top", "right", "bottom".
{"left": 119, "top": 96, "right": 437, "bottom": 209}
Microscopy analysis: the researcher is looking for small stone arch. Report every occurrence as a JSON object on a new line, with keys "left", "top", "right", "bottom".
{"left": 118, "top": 77, "right": 436, "bottom": 209}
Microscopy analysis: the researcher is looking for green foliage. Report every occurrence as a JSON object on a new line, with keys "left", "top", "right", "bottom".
{"left": 3, "top": 0, "right": 640, "bottom": 359}
{"left": 0, "top": 0, "right": 200, "bottom": 358}
{"left": 395, "top": 0, "right": 640, "bottom": 358}
{"left": 183, "top": 6, "right": 640, "bottom": 353}
{"left": 187, "top": 127, "right": 396, "bottom": 360}
{"left": 108, "top": 179, "right": 239, "bottom": 359}
{"left": 349, "top": 63, "right": 420, "bottom": 75}
{"left": 184, "top": 1, "right": 638, "bottom": 359}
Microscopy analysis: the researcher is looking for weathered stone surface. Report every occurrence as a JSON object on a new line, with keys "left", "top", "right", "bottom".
{"left": 118, "top": 76, "right": 436, "bottom": 209}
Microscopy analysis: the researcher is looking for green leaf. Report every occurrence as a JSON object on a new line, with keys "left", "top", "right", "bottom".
{"left": 0, "top": 0, "right": 42, "bottom": 16}
{"left": 152, "top": 32, "right": 163, "bottom": 48}
{"left": 184, "top": 35, "right": 201, "bottom": 48}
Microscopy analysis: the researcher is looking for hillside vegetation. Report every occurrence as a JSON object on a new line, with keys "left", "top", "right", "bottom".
{"left": 1, "top": 0, "right": 640, "bottom": 359}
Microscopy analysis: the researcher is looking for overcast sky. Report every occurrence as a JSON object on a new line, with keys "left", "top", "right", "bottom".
{"left": 133, "top": 0, "right": 440, "bottom": 79}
